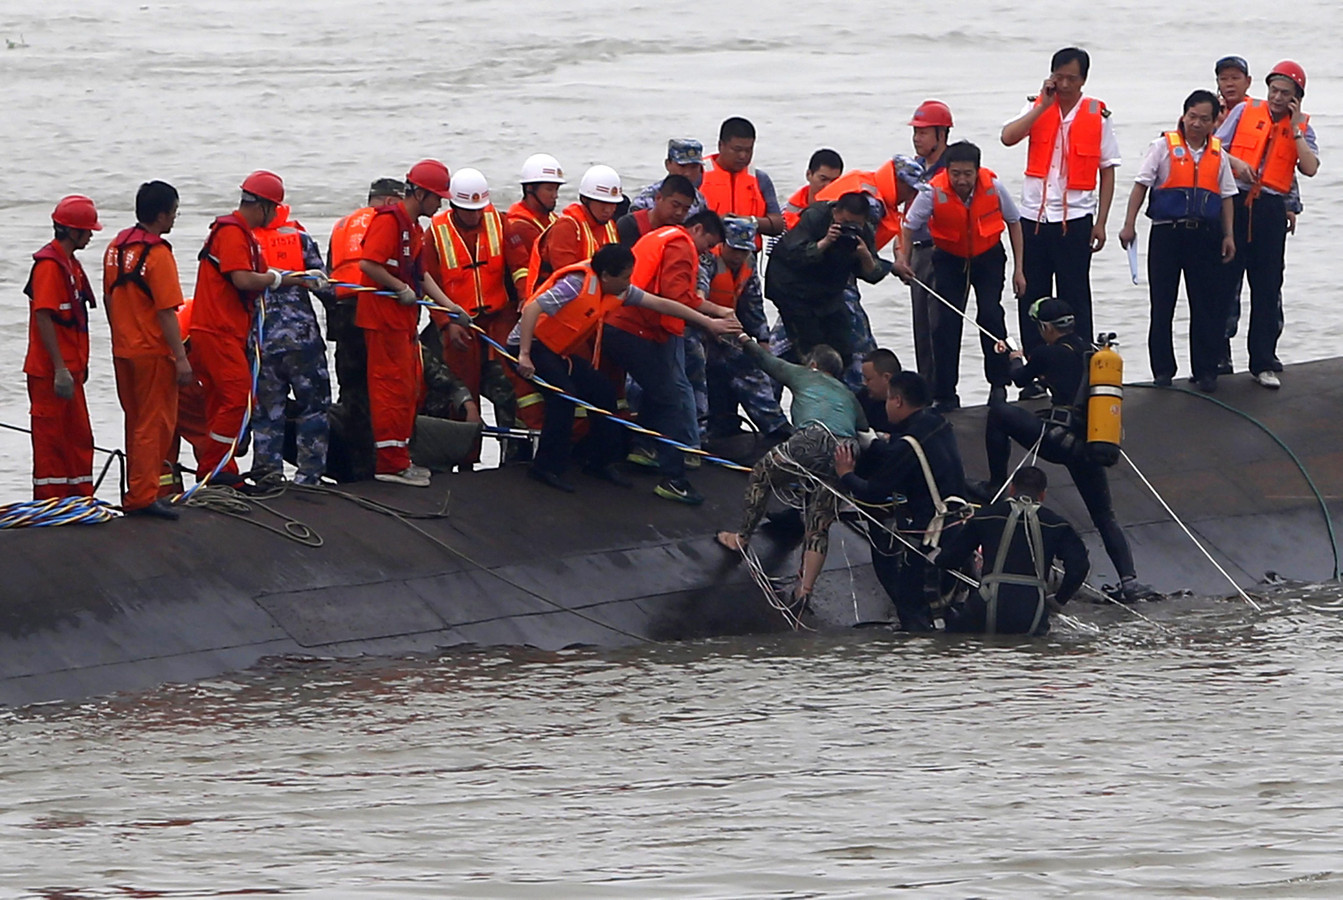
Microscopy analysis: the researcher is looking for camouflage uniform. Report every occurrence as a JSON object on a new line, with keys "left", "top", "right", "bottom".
{"left": 419, "top": 324, "right": 475, "bottom": 419}
{"left": 629, "top": 180, "right": 708, "bottom": 218}
{"left": 843, "top": 282, "right": 878, "bottom": 393}
{"left": 629, "top": 139, "right": 708, "bottom": 216}
{"left": 252, "top": 230, "right": 332, "bottom": 485}
{"left": 698, "top": 224, "right": 790, "bottom": 437}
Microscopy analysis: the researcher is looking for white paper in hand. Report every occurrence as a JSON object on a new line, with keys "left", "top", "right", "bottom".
{"left": 1127, "top": 239, "right": 1140, "bottom": 285}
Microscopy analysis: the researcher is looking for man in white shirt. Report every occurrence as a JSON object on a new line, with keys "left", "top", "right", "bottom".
{"left": 1001, "top": 47, "right": 1121, "bottom": 382}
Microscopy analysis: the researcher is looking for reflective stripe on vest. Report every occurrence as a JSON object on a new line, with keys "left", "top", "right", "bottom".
{"left": 1148, "top": 132, "right": 1225, "bottom": 223}
{"left": 1025, "top": 96, "right": 1105, "bottom": 191}
{"left": 524, "top": 204, "right": 617, "bottom": 297}
{"left": 431, "top": 207, "right": 509, "bottom": 316}
{"left": 1228, "top": 99, "right": 1304, "bottom": 195}
{"left": 927, "top": 167, "right": 1005, "bottom": 258}
{"left": 26, "top": 241, "right": 95, "bottom": 331}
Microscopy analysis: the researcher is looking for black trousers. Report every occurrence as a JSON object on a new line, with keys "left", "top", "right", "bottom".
{"left": 780, "top": 304, "right": 853, "bottom": 360}
{"left": 527, "top": 342, "right": 622, "bottom": 476}
{"left": 985, "top": 400, "right": 1135, "bottom": 581}
{"left": 1221, "top": 191, "right": 1288, "bottom": 376}
{"left": 930, "top": 244, "right": 1012, "bottom": 401}
{"left": 1020, "top": 215, "right": 1095, "bottom": 353}
{"left": 1146, "top": 221, "right": 1225, "bottom": 382}
{"left": 871, "top": 525, "right": 936, "bottom": 632}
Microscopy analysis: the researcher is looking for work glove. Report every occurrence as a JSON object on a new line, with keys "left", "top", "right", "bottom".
{"left": 53, "top": 369, "right": 74, "bottom": 400}
{"left": 302, "top": 269, "right": 331, "bottom": 292}
{"left": 395, "top": 285, "right": 419, "bottom": 306}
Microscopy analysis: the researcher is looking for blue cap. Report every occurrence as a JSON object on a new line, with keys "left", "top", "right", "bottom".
{"left": 722, "top": 215, "right": 757, "bottom": 251}
{"left": 891, "top": 154, "right": 926, "bottom": 187}
{"left": 667, "top": 139, "right": 704, "bottom": 166}
{"left": 1215, "top": 55, "right": 1250, "bottom": 76}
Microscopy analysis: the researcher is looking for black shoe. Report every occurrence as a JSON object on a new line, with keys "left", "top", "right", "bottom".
{"left": 124, "top": 499, "right": 181, "bottom": 521}
{"left": 527, "top": 466, "right": 575, "bottom": 493}
{"left": 1153, "top": 376, "right": 1173, "bottom": 387}
{"left": 210, "top": 471, "right": 246, "bottom": 489}
{"left": 931, "top": 395, "right": 960, "bottom": 412}
{"left": 654, "top": 478, "right": 704, "bottom": 505}
{"left": 1197, "top": 376, "right": 1217, "bottom": 393}
{"left": 1216, "top": 359, "right": 1233, "bottom": 376}
{"left": 1018, "top": 383, "right": 1048, "bottom": 401}
{"left": 1269, "top": 358, "right": 1283, "bottom": 373}
{"left": 988, "top": 385, "right": 1007, "bottom": 405}
{"left": 583, "top": 463, "right": 633, "bottom": 488}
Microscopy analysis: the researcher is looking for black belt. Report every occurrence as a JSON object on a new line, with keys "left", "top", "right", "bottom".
{"left": 1154, "top": 219, "right": 1214, "bottom": 230}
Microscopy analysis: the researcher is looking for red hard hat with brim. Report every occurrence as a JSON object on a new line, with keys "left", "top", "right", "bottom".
{"left": 1267, "top": 60, "right": 1306, "bottom": 96}
{"left": 406, "top": 159, "right": 452, "bottom": 198}
{"left": 52, "top": 194, "right": 102, "bottom": 231}
{"left": 909, "top": 99, "right": 954, "bottom": 128}
{"left": 240, "top": 170, "right": 286, "bottom": 204}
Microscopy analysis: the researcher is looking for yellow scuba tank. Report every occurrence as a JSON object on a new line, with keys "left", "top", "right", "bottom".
{"left": 1086, "top": 334, "right": 1123, "bottom": 466}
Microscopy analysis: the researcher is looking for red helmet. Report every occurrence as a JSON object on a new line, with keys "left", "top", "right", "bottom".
{"left": 1267, "top": 60, "right": 1307, "bottom": 97}
{"left": 52, "top": 194, "right": 102, "bottom": 231}
{"left": 240, "top": 170, "right": 286, "bottom": 204}
{"left": 909, "top": 99, "right": 954, "bottom": 129}
{"left": 405, "top": 159, "right": 452, "bottom": 198}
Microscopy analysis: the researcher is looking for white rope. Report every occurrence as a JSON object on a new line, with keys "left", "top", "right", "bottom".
{"left": 1120, "top": 448, "right": 1262, "bottom": 611}
{"left": 910, "top": 274, "right": 1016, "bottom": 352}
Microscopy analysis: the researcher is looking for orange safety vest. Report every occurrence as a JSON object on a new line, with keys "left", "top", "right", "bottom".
{"left": 252, "top": 205, "right": 307, "bottom": 273}
{"left": 104, "top": 225, "right": 168, "bottom": 299}
{"left": 701, "top": 154, "right": 767, "bottom": 248}
{"left": 329, "top": 206, "right": 376, "bottom": 300}
{"left": 608, "top": 225, "right": 698, "bottom": 341}
{"left": 529, "top": 262, "right": 627, "bottom": 359}
{"left": 706, "top": 247, "right": 754, "bottom": 310}
{"left": 1148, "top": 132, "right": 1225, "bottom": 223}
{"left": 524, "top": 203, "right": 618, "bottom": 296}
{"left": 23, "top": 240, "right": 94, "bottom": 376}
{"left": 815, "top": 161, "right": 904, "bottom": 250}
{"left": 1228, "top": 99, "right": 1305, "bottom": 195}
{"left": 783, "top": 185, "right": 811, "bottom": 230}
{"left": 430, "top": 206, "right": 509, "bottom": 316}
{"left": 1025, "top": 95, "right": 1106, "bottom": 191}
{"left": 927, "top": 167, "right": 1006, "bottom": 258}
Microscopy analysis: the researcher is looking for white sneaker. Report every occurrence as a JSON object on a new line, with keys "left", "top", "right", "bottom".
{"left": 375, "top": 466, "right": 431, "bottom": 487}
{"left": 407, "top": 463, "right": 432, "bottom": 479}
{"left": 1254, "top": 371, "right": 1281, "bottom": 390}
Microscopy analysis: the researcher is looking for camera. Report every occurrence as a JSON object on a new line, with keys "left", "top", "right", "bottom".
{"left": 834, "top": 222, "right": 864, "bottom": 251}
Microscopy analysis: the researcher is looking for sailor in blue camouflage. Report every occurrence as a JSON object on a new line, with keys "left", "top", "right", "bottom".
{"left": 629, "top": 138, "right": 708, "bottom": 217}
{"left": 698, "top": 217, "right": 790, "bottom": 437}
{"left": 252, "top": 229, "right": 333, "bottom": 485}
{"left": 843, "top": 281, "right": 878, "bottom": 392}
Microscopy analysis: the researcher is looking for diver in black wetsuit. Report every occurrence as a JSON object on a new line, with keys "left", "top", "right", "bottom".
{"left": 835, "top": 371, "right": 967, "bottom": 631}
{"left": 983, "top": 297, "right": 1154, "bottom": 603}
{"left": 938, "top": 465, "right": 1089, "bottom": 634}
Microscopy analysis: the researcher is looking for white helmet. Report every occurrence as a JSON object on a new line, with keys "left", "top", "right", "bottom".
{"left": 520, "top": 153, "right": 566, "bottom": 185}
{"left": 449, "top": 167, "right": 491, "bottom": 210}
{"left": 578, "top": 165, "right": 622, "bottom": 203}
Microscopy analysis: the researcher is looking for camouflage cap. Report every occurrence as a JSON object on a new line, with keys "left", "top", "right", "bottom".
{"left": 722, "top": 215, "right": 757, "bottom": 251}
{"left": 368, "top": 177, "right": 405, "bottom": 200}
{"left": 667, "top": 139, "right": 704, "bottom": 166}
{"left": 891, "top": 154, "right": 926, "bottom": 187}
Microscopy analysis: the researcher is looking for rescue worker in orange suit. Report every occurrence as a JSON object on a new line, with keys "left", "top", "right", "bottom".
{"left": 700, "top": 117, "right": 786, "bottom": 243}
{"left": 23, "top": 195, "right": 100, "bottom": 501}
{"left": 526, "top": 164, "right": 623, "bottom": 295}
{"left": 510, "top": 243, "right": 741, "bottom": 493}
{"left": 356, "top": 158, "right": 468, "bottom": 487}
{"left": 191, "top": 171, "right": 309, "bottom": 485}
{"left": 423, "top": 167, "right": 519, "bottom": 462}
{"left": 896, "top": 141, "right": 1024, "bottom": 410}
{"left": 782, "top": 148, "right": 844, "bottom": 230}
{"left": 615, "top": 173, "right": 696, "bottom": 247}
{"left": 1001, "top": 47, "right": 1121, "bottom": 379}
{"left": 603, "top": 212, "right": 738, "bottom": 505}
{"left": 103, "top": 180, "right": 192, "bottom": 519}
{"left": 1118, "top": 90, "right": 1237, "bottom": 393}
{"left": 504, "top": 154, "right": 566, "bottom": 437}
{"left": 1214, "top": 60, "right": 1319, "bottom": 390}
{"left": 903, "top": 99, "right": 954, "bottom": 386}
{"left": 327, "top": 178, "right": 404, "bottom": 441}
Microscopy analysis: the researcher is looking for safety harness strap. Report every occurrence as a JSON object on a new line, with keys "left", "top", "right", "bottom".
{"left": 979, "top": 497, "right": 1048, "bottom": 635}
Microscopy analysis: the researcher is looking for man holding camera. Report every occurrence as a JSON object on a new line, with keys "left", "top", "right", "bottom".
{"left": 765, "top": 191, "right": 892, "bottom": 360}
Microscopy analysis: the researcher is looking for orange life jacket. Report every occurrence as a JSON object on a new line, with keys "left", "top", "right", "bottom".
{"left": 1148, "top": 132, "right": 1225, "bottom": 222}
{"left": 429, "top": 206, "right": 510, "bottom": 316}
{"left": 701, "top": 154, "right": 767, "bottom": 248}
{"left": 1025, "top": 95, "right": 1107, "bottom": 191}
{"left": 1228, "top": 98, "right": 1306, "bottom": 195}
{"left": 104, "top": 225, "right": 168, "bottom": 299}
{"left": 783, "top": 185, "right": 811, "bottom": 230}
{"left": 24, "top": 240, "right": 94, "bottom": 375}
{"left": 197, "top": 212, "right": 266, "bottom": 312}
{"left": 356, "top": 202, "right": 423, "bottom": 333}
{"left": 525, "top": 203, "right": 619, "bottom": 296}
{"left": 815, "top": 161, "right": 903, "bottom": 250}
{"left": 927, "top": 167, "right": 1006, "bottom": 258}
{"left": 608, "top": 225, "right": 698, "bottom": 341}
{"left": 252, "top": 205, "right": 307, "bottom": 273}
{"left": 529, "top": 262, "right": 627, "bottom": 359}
{"left": 329, "top": 206, "right": 376, "bottom": 300}
{"left": 706, "top": 248, "right": 755, "bottom": 311}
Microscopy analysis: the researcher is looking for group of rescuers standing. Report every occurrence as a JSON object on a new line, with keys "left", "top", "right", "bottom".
{"left": 21, "top": 47, "right": 1317, "bottom": 634}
